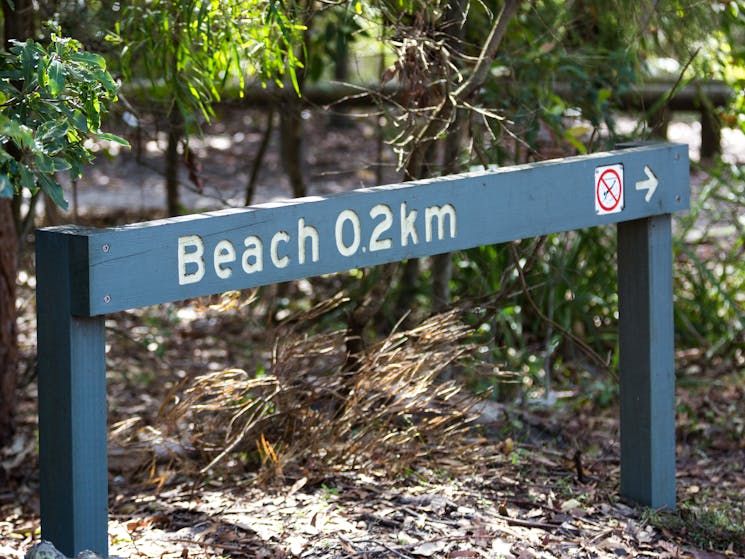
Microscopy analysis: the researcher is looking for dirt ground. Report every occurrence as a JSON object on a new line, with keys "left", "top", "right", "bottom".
{"left": 3, "top": 285, "right": 744, "bottom": 559}
{"left": 1, "top": 108, "right": 744, "bottom": 558}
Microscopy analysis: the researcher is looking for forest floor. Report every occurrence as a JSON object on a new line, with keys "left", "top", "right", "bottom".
{"left": 1, "top": 107, "right": 744, "bottom": 559}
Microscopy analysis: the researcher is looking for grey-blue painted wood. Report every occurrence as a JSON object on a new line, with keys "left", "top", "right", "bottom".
{"left": 36, "top": 229, "right": 108, "bottom": 556}
{"left": 617, "top": 215, "right": 677, "bottom": 509}
{"left": 41, "top": 143, "right": 689, "bottom": 316}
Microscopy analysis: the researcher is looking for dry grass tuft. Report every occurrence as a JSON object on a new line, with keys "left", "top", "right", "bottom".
{"left": 156, "top": 308, "right": 483, "bottom": 483}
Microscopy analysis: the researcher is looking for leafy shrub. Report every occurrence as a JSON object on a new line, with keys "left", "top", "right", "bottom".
{"left": 0, "top": 32, "right": 127, "bottom": 207}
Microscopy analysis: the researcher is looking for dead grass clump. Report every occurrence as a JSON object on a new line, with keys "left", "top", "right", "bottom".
{"left": 158, "top": 309, "right": 481, "bottom": 483}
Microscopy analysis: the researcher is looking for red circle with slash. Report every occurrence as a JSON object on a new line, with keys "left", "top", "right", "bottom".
{"left": 596, "top": 168, "right": 623, "bottom": 212}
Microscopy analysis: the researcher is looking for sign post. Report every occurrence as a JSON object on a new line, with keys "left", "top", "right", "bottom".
{"left": 36, "top": 143, "right": 689, "bottom": 555}
{"left": 36, "top": 232, "right": 108, "bottom": 555}
{"left": 618, "top": 215, "right": 676, "bottom": 507}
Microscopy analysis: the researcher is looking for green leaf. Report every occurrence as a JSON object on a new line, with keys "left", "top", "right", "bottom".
{"left": 92, "top": 68, "right": 118, "bottom": 95}
{"left": 69, "top": 109, "right": 89, "bottom": 132}
{"left": 18, "top": 165, "right": 35, "bottom": 191}
{"left": 37, "top": 58, "right": 49, "bottom": 89}
{"left": 21, "top": 41, "right": 37, "bottom": 88}
{"left": 35, "top": 152, "right": 73, "bottom": 173}
{"left": 51, "top": 157, "right": 72, "bottom": 171}
{"left": 597, "top": 88, "right": 612, "bottom": 104}
{"left": 289, "top": 66, "right": 301, "bottom": 96}
{"left": 47, "top": 58, "right": 66, "bottom": 96}
{"left": 84, "top": 96, "right": 101, "bottom": 130}
{"left": 6, "top": 122, "right": 34, "bottom": 150}
{"left": 37, "top": 120, "right": 69, "bottom": 144}
{"left": 37, "top": 173, "right": 68, "bottom": 210}
{"left": 35, "top": 153, "right": 55, "bottom": 173}
{"left": 565, "top": 125, "right": 592, "bottom": 139}
{"left": 69, "top": 51, "right": 106, "bottom": 69}
{"left": 564, "top": 127, "right": 589, "bottom": 154}
{"left": 96, "top": 132, "right": 130, "bottom": 147}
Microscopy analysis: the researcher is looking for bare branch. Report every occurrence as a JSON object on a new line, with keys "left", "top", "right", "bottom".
{"left": 454, "top": 0, "right": 523, "bottom": 102}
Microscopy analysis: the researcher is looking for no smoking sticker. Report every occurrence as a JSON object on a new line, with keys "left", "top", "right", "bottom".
{"left": 595, "top": 164, "right": 624, "bottom": 215}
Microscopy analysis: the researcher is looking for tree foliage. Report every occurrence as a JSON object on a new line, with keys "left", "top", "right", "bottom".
{"left": 0, "top": 32, "right": 127, "bottom": 208}
{"left": 110, "top": 0, "right": 306, "bottom": 123}
{"left": 108, "top": 0, "right": 306, "bottom": 215}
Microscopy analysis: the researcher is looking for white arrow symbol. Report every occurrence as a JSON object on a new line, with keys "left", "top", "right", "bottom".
{"left": 635, "top": 165, "right": 658, "bottom": 203}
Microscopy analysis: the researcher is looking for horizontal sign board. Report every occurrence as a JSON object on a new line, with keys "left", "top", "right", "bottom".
{"left": 39, "top": 143, "right": 689, "bottom": 316}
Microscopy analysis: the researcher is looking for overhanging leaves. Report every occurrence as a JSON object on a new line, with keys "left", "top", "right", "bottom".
{"left": 113, "top": 0, "right": 304, "bottom": 124}
{"left": 36, "top": 173, "right": 68, "bottom": 210}
{"left": 0, "top": 32, "right": 125, "bottom": 207}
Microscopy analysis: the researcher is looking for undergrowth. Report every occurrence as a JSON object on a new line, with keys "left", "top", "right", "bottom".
{"left": 114, "top": 307, "right": 487, "bottom": 484}
{"left": 645, "top": 500, "right": 745, "bottom": 555}
{"left": 449, "top": 158, "right": 744, "bottom": 402}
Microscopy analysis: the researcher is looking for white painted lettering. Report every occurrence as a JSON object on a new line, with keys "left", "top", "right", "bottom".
{"left": 213, "top": 239, "right": 236, "bottom": 279}
{"left": 242, "top": 235, "right": 264, "bottom": 274}
{"left": 369, "top": 204, "right": 393, "bottom": 252}
{"left": 298, "top": 218, "right": 320, "bottom": 265}
{"left": 178, "top": 235, "right": 205, "bottom": 285}
{"left": 425, "top": 204, "right": 457, "bottom": 242}
{"left": 400, "top": 202, "right": 419, "bottom": 246}
{"left": 335, "top": 209, "right": 361, "bottom": 257}
{"left": 176, "top": 199, "right": 458, "bottom": 287}
{"left": 271, "top": 231, "right": 290, "bottom": 268}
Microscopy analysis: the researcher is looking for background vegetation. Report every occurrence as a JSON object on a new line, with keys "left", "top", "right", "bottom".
{"left": 1, "top": 0, "right": 744, "bottom": 556}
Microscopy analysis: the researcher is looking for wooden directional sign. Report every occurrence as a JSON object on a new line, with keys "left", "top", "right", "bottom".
{"left": 42, "top": 143, "right": 689, "bottom": 317}
{"left": 36, "top": 142, "right": 689, "bottom": 556}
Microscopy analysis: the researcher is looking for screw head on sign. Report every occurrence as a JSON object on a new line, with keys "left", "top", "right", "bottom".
{"left": 102, "top": 244, "right": 110, "bottom": 253}
{"left": 104, "top": 295, "right": 111, "bottom": 304}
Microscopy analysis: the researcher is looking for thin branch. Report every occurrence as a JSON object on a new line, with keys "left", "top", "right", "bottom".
{"left": 245, "top": 107, "right": 275, "bottom": 205}
{"left": 454, "top": 0, "right": 523, "bottom": 102}
{"left": 508, "top": 243, "right": 610, "bottom": 373}
{"left": 659, "top": 46, "right": 701, "bottom": 115}
{"left": 397, "top": 0, "right": 523, "bottom": 175}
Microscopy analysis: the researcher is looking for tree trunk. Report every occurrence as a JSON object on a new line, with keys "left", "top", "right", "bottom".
{"left": 395, "top": 141, "right": 436, "bottom": 319}
{"left": 431, "top": 0, "right": 468, "bottom": 313}
{"left": 432, "top": 108, "right": 467, "bottom": 313}
{"left": 431, "top": 253, "right": 453, "bottom": 313}
{"left": 344, "top": 264, "right": 397, "bottom": 370}
{"left": 3, "top": 0, "right": 34, "bottom": 47}
{"left": 0, "top": 199, "right": 18, "bottom": 446}
{"left": 245, "top": 108, "right": 275, "bottom": 206}
{"left": 329, "top": 18, "right": 351, "bottom": 129}
{"left": 165, "top": 108, "right": 183, "bottom": 216}
{"left": 1, "top": 0, "right": 35, "bottom": 448}
{"left": 279, "top": 103, "right": 306, "bottom": 198}
{"left": 278, "top": 5, "right": 313, "bottom": 199}
{"left": 397, "top": 257, "right": 420, "bottom": 323}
